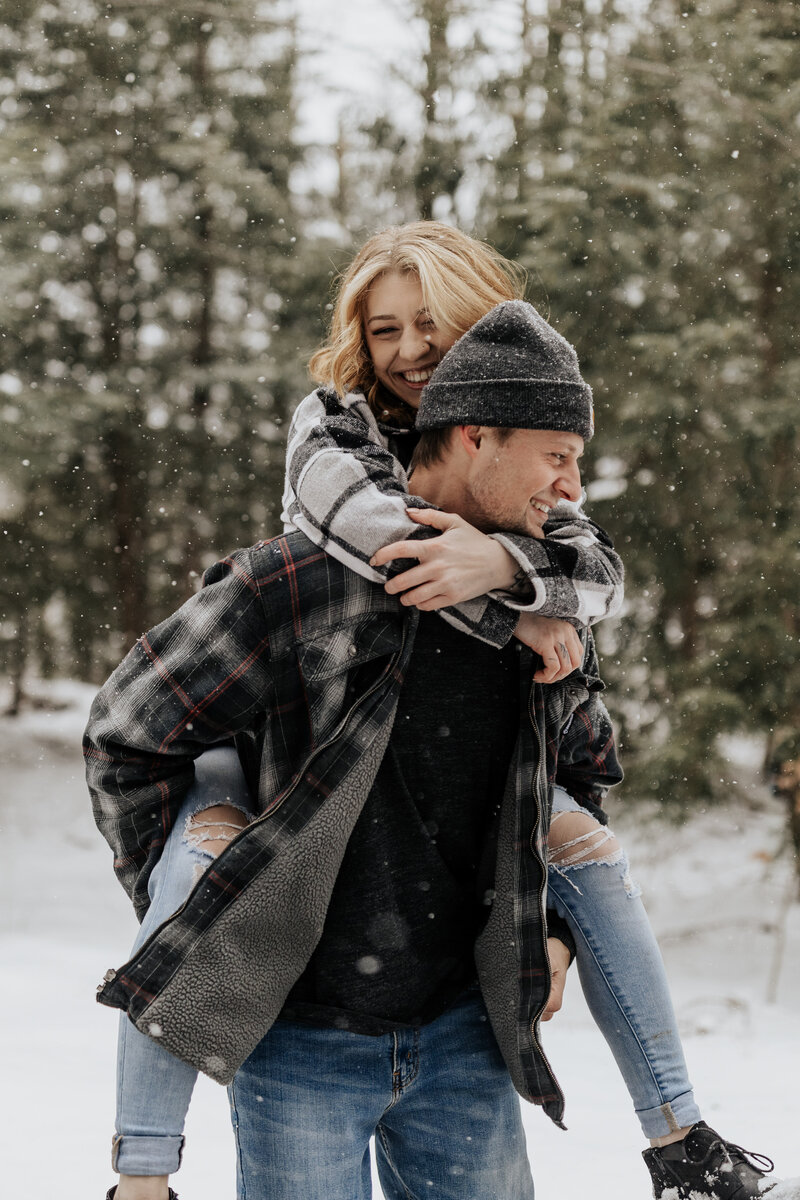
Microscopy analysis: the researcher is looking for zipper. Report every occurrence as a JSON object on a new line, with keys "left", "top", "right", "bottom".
{"left": 526, "top": 684, "right": 566, "bottom": 1110}
{"left": 106, "top": 626, "right": 409, "bottom": 980}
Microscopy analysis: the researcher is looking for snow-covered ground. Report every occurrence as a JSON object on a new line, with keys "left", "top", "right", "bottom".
{"left": 2, "top": 680, "right": 798, "bottom": 1198}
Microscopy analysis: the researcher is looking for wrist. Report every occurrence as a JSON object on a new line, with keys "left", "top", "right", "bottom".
{"left": 488, "top": 539, "right": 522, "bottom": 591}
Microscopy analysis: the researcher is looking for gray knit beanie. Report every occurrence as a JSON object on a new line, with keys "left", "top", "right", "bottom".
{"left": 416, "top": 300, "right": 594, "bottom": 441}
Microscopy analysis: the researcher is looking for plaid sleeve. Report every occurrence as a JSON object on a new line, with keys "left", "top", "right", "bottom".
{"left": 282, "top": 389, "right": 519, "bottom": 649}
{"left": 283, "top": 388, "right": 425, "bottom": 576}
{"left": 489, "top": 506, "right": 625, "bottom": 627}
{"left": 555, "top": 693, "right": 623, "bottom": 814}
{"left": 83, "top": 546, "right": 273, "bottom": 915}
{"left": 553, "top": 628, "right": 623, "bottom": 811}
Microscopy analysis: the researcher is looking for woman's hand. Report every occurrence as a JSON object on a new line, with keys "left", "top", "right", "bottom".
{"left": 370, "top": 507, "right": 519, "bottom": 609}
{"left": 514, "top": 613, "right": 584, "bottom": 683}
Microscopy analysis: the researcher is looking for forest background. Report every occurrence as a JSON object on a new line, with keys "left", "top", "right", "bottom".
{"left": 1, "top": 0, "right": 798, "bottom": 857}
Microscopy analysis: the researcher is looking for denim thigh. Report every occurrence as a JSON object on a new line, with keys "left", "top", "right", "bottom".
{"left": 229, "top": 989, "right": 534, "bottom": 1200}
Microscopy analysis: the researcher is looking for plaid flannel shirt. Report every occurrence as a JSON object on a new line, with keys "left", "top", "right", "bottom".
{"left": 86, "top": 531, "right": 621, "bottom": 1125}
{"left": 281, "top": 387, "right": 625, "bottom": 646}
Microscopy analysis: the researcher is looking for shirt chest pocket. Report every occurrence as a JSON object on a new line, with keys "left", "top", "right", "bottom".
{"left": 296, "top": 613, "right": 404, "bottom": 686}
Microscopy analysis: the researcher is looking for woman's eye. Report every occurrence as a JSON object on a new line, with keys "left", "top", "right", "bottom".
{"left": 372, "top": 326, "right": 396, "bottom": 336}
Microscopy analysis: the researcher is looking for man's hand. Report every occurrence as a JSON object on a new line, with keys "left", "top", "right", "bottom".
{"left": 542, "top": 937, "right": 571, "bottom": 1022}
{"left": 370, "top": 508, "right": 519, "bottom": 609}
{"left": 514, "top": 613, "right": 584, "bottom": 683}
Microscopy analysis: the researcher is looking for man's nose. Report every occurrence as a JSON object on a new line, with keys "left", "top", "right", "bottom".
{"left": 556, "top": 460, "right": 582, "bottom": 503}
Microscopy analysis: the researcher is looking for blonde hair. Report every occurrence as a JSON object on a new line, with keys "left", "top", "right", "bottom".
{"left": 309, "top": 221, "right": 526, "bottom": 422}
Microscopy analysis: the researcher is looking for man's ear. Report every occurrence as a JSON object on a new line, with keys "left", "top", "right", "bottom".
{"left": 457, "top": 425, "right": 484, "bottom": 457}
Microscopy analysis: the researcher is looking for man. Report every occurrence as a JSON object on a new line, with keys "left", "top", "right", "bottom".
{"left": 86, "top": 303, "right": 775, "bottom": 1200}
{"left": 87, "top": 300, "right": 614, "bottom": 1199}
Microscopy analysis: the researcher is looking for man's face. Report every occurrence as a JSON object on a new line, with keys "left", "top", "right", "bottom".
{"left": 459, "top": 426, "right": 585, "bottom": 539}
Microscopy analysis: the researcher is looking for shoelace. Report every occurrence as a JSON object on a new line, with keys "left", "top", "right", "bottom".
{"left": 724, "top": 1140, "right": 775, "bottom": 1175}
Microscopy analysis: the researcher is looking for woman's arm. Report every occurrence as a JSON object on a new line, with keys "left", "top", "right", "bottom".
{"left": 373, "top": 505, "right": 625, "bottom": 627}
{"left": 283, "top": 389, "right": 520, "bottom": 648}
{"left": 488, "top": 509, "right": 624, "bottom": 624}
{"left": 283, "top": 388, "right": 623, "bottom": 650}
{"left": 282, "top": 388, "right": 436, "bottom": 578}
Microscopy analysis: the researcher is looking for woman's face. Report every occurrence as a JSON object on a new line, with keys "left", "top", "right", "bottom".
{"left": 363, "top": 272, "right": 457, "bottom": 409}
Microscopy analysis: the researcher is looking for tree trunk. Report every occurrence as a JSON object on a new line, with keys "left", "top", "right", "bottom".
{"left": 105, "top": 423, "right": 149, "bottom": 651}
{"left": 416, "top": 0, "right": 451, "bottom": 220}
{"left": 6, "top": 607, "right": 28, "bottom": 717}
{"left": 179, "top": 20, "right": 216, "bottom": 597}
{"left": 774, "top": 755, "right": 800, "bottom": 884}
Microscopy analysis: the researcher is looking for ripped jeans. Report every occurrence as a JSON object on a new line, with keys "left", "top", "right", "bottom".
{"left": 112, "top": 747, "right": 253, "bottom": 1176}
{"left": 111, "top": 761, "right": 700, "bottom": 1177}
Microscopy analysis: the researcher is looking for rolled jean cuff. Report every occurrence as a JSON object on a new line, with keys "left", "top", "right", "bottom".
{"left": 636, "top": 1091, "right": 703, "bottom": 1139}
{"left": 112, "top": 1133, "right": 185, "bottom": 1175}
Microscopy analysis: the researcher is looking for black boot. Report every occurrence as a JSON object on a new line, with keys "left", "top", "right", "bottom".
{"left": 643, "top": 1122, "right": 776, "bottom": 1199}
{"left": 105, "top": 1190, "right": 179, "bottom": 1200}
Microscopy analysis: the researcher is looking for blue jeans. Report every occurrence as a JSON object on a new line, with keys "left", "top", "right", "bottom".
{"left": 112, "top": 747, "right": 254, "bottom": 1176}
{"left": 112, "top": 754, "right": 700, "bottom": 1178}
{"left": 548, "top": 786, "right": 701, "bottom": 1138}
{"left": 230, "top": 990, "right": 534, "bottom": 1200}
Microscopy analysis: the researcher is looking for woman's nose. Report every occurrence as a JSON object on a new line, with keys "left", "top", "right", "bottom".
{"left": 398, "top": 327, "right": 431, "bottom": 362}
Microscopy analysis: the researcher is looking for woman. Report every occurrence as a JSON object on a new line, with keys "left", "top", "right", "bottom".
{"left": 104, "top": 222, "right": 774, "bottom": 1200}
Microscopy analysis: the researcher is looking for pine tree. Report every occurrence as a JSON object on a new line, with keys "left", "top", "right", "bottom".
{"left": 334, "top": 0, "right": 478, "bottom": 232}
{"left": 589, "top": 0, "right": 799, "bottom": 823}
{"left": 482, "top": 0, "right": 799, "bottom": 834}
{"left": 0, "top": 0, "right": 317, "bottom": 688}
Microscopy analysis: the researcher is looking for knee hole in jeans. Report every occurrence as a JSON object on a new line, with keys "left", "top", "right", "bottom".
{"left": 547, "top": 811, "right": 622, "bottom": 868}
{"left": 184, "top": 804, "right": 250, "bottom": 860}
